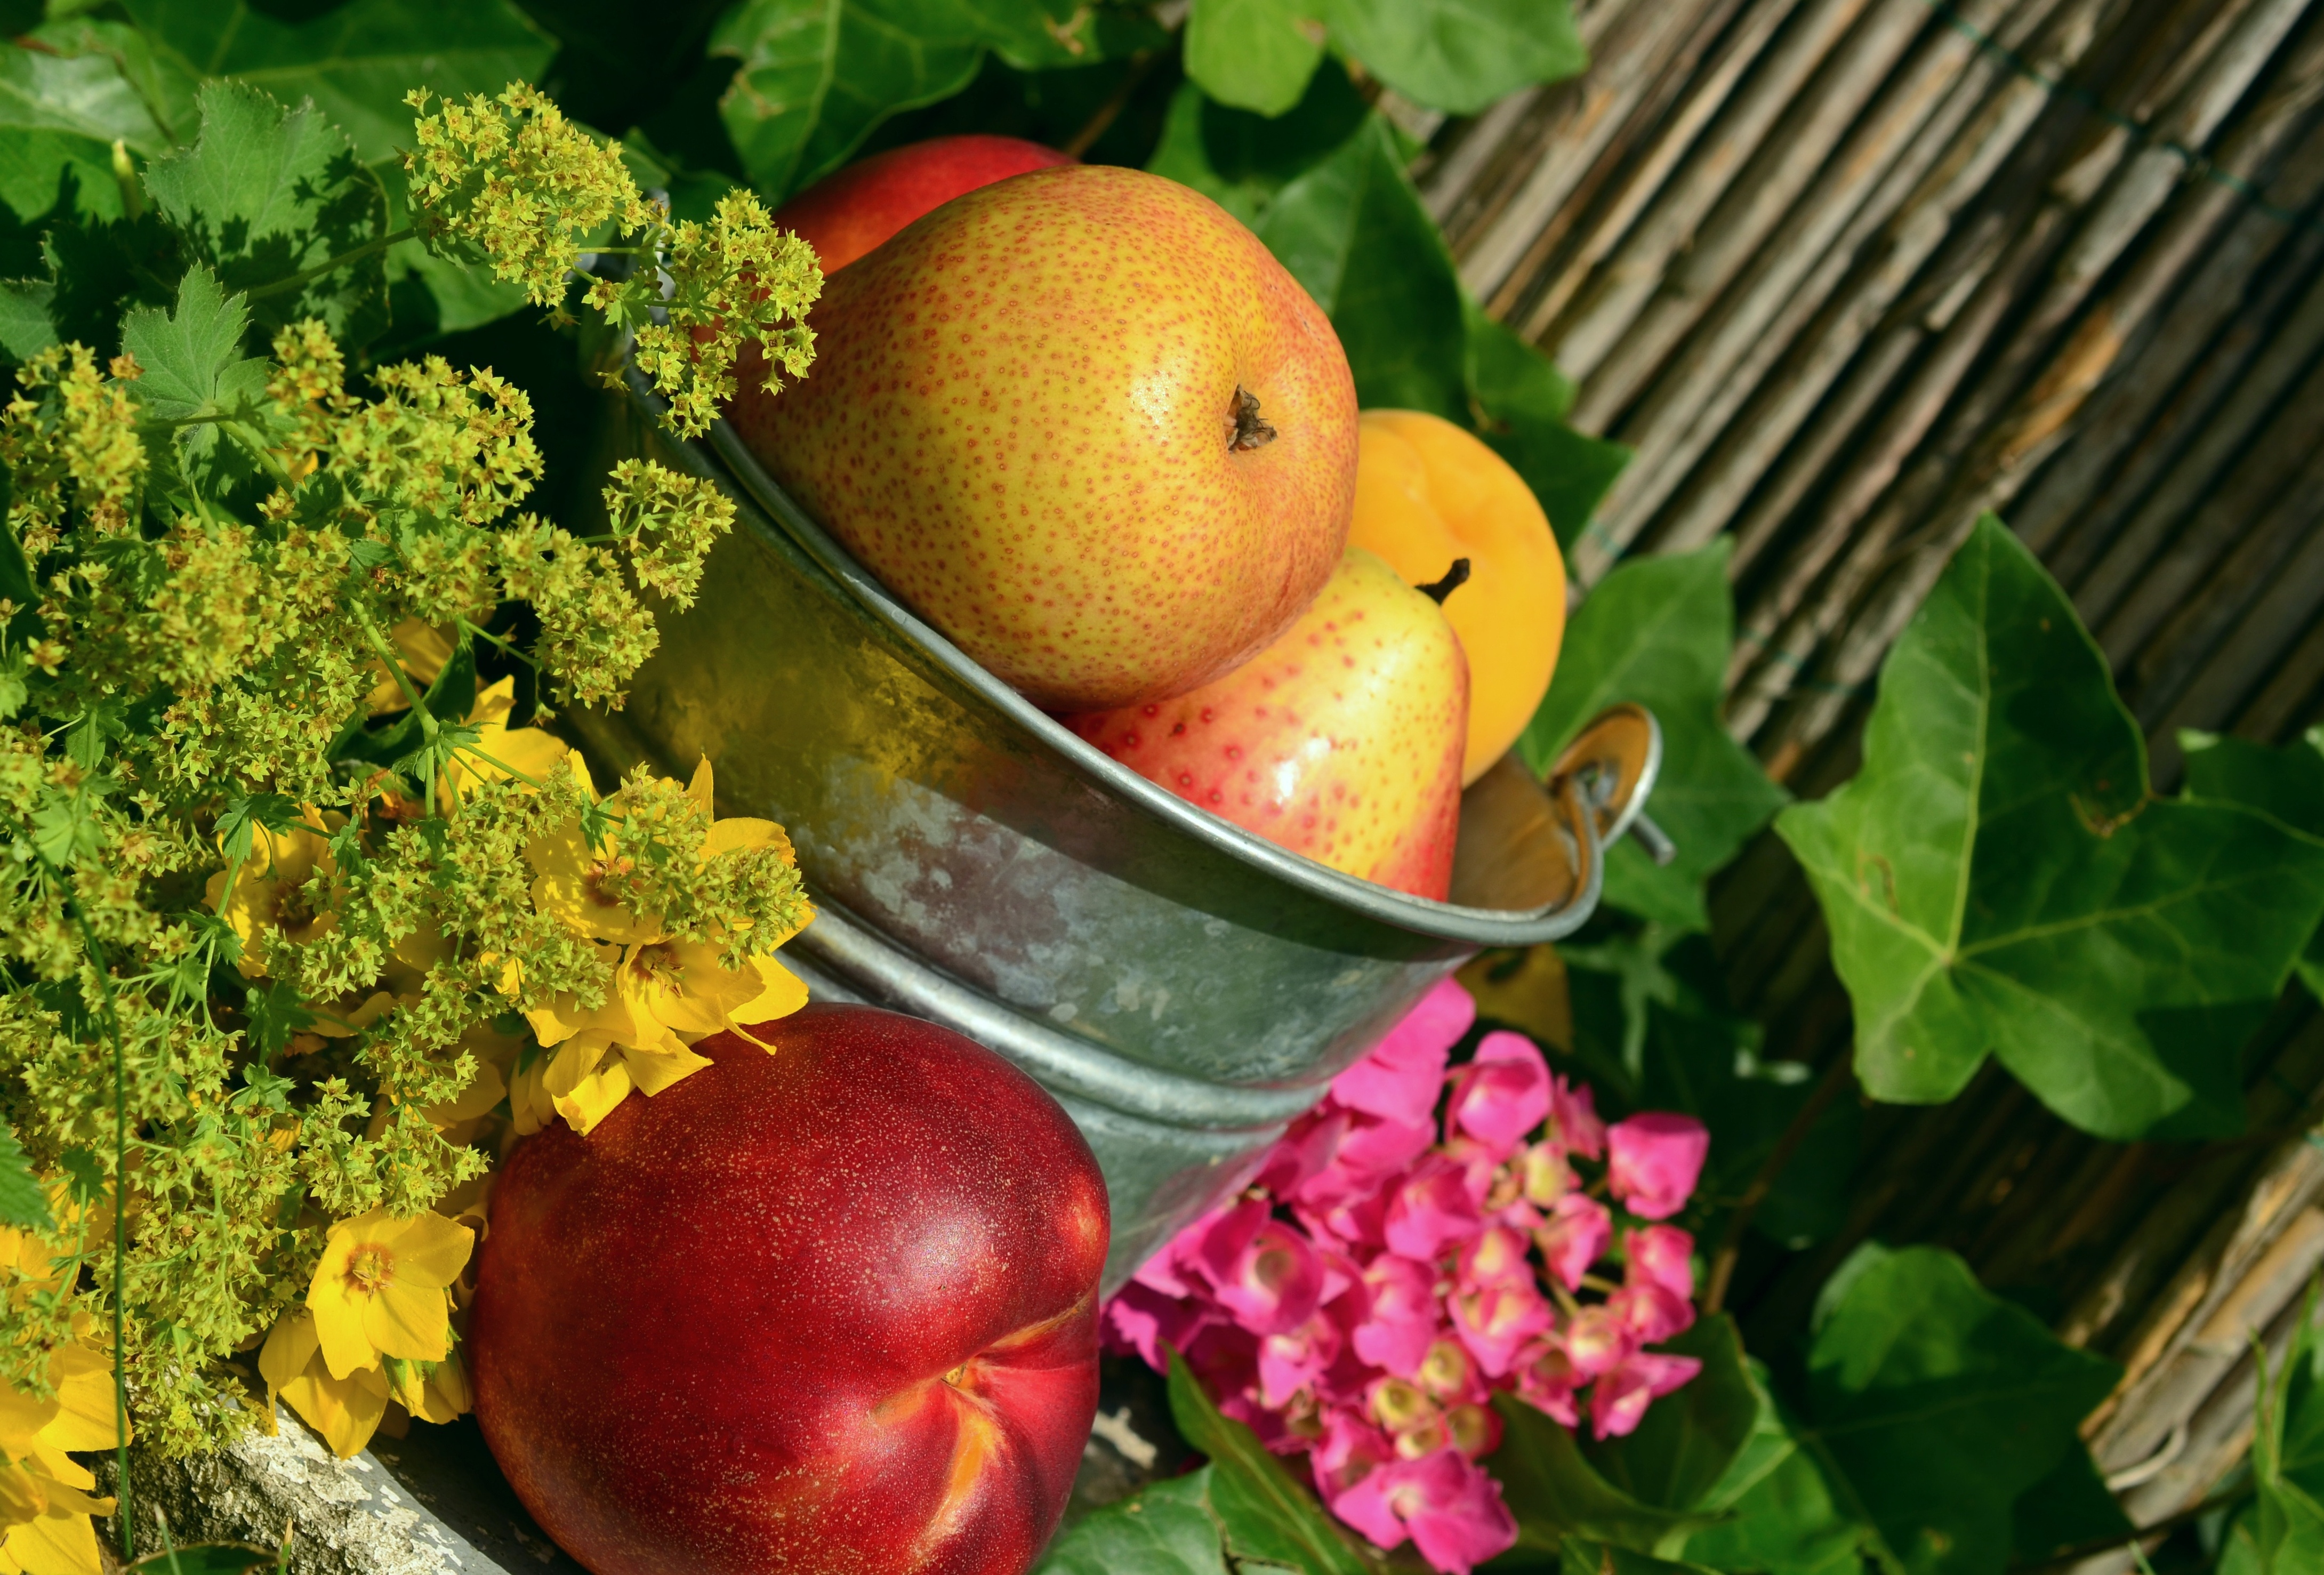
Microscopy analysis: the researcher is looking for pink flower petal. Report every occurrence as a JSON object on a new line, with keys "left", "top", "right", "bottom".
{"left": 1350, "top": 1255, "right": 1442, "bottom": 1378}
{"left": 1625, "top": 1225, "right": 1696, "bottom": 1301}
{"left": 1450, "top": 1281, "right": 1554, "bottom": 1378}
{"left": 1259, "top": 1311, "right": 1345, "bottom": 1409}
{"left": 1346, "top": 1450, "right": 1520, "bottom": 1575}
{"left": 1103, "top": 1281, "right": 1211, "bottom": 1371}
{"left": 1456, "top": 1225, "right": 1535, "bottom": 1290}
{"left": 1606, "top": 1113, "right": 1709, "bottom": 1220}
{"left": 1513, "top": 1333, "right": 1583, "bottom": 1426}
{"left": 1316, "top": 1112, "right": 1438, "bottom": 1192}
{"left": 1610, "top": 1281, "right": 1694, "bottom": 1346}
{"left": 1534, "top": 1193, "right": 1613, "bottom": 1292}
{"left": 1589, "top": 1351, "right": 1703, "bottom": 1441}
{"left": 1384, "top": 1155, "right": 1486, "bottom": 1261}
{"left": 1446, "top": 1032, "right": 1552, "bottom": 1157}
{"left": 1564, "top": 1304, "right": 1634, "bottom": 1378}
{"left": 1331, "top": 979, "right": 1474, "bottom": 1125}
{"left": 1255, "top": 1106, "right": 1348, "bottom": 1196}
{"left": 1193, "top": 1201, "right": 1326, "bottom": 1336}
{"left": 1549, "top": 1075, "right": 1606, "bottom": 1160}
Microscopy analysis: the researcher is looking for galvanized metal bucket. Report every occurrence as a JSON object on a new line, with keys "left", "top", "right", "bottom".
{"left": 569, "top": 375, "right": 1661, "bottom": 1292}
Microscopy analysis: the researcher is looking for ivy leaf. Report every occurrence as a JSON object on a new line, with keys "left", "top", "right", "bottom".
{"left": 1673, "top": 1362, "right": 1886, "bottom": 1575}
{"left": 0, "top": 1122, "right": 53, "bottom": 1234}
{"left": 2008, "top": 1447, "right": 2133, "bottom": 1568}
{"left": 2249, "top": 1287, "right": 2324, "bottom": 1574}
{"left": 142, "top": 81, "right": 389, "bottom": 348}
{"left": 1797, "top": 1244, "right": 2118, "bottom": 1575}
{"left": 1321, "top": 0, "right": 1586, "bottom": 117}
{"left": 1776, "top": 514, "right": 2324, "bottom": 1139}
{"left": 1165, "top": 1350, "right": 1373, "bottom": 1574}
{"left": 1521, "top": 540, "right": 1789, "bottom": 934}
{"left": 1467, "top": 299, "right": 1629, "bottom": 548}
{"left": 1558, "top": 1538, "right": 1722, "bottom": 1575}
{"left": 1185, "top": 0, "right": 1325, "bottom": 118}
{"left": 711, "top": 0, "right": 1162, "bottom": 201}
{"left": 2182, "top": 727, "right": 2324, "bottom": 1000}
{"left": 120, "top": 263, "right": 275, "bottom": 493}
{"left": 1583, "top": 1315, "right": 1762, "bottom": 1515}
{"left": 1031, "top": 1468, "right": 1235, "bottom": 1575}
{"left": 1145, "top": 67, "right": 1372, "bottom": 232}
{"left": 1486, "top": 1390, "right": 1711, "bottom": 1558}
{"left": 0, "top": 42, "right": 161, "bottom": 226}
{"left": 120, "top": 0, "right": 555, "bottom": 164}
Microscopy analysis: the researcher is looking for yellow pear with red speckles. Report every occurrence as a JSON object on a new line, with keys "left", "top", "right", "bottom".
{"left": 1063, "top": 548, "right": 1469, "bottom": 901}
{"left": 728, "top": 164, "right": 1358, "bottom": 712}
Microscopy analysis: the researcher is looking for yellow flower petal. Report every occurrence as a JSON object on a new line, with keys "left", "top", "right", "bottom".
{"left": 552, "top": 1059, "right": 633, "bottom": 1135}
{"left": 34, "top": 1345, "right": 119, "bottom": 1453}
{"left": 369, "top": 1211, "right": 476, "bottom": 1290}
{"left": 360, "top": 1280, "right": 454, "bottom": 1364}
{"left": 278, "top": 1347, "right": 390, "bottom": 1460}
{"left": 702, "top": 815, "right": 792, "bottom": 862}
{"left": 3, "top": 1500, "right": 104, "bottom": 1575}
{"left": 685, "top": 755, "right": 714, "bottom": 814}
{"left": 0, "top": 1385, "right": 56, "bottom": 1462}
{"left": 527, "top": 821, "right": 665, "bottom": 945}
{"left": 425, "top": 1060, "right": 506, "bottom": 1130}
{"left": 621, "top": 1042, "right": 712, "bottom": 1098}
{"left": 260, "top": 1309, "right": 321, "bottom": 1395}
{"left": 730, "top": 957, "right": 809, "bottom": 1046}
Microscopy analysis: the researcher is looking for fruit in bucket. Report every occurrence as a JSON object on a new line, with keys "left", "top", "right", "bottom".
{"left": 469, "top": 1006, "right": 1110, "bottom": 1575}
{"left": 1063, "top": 547, "right": 1469, "bottom": 901}
{"left": 729, "top": 164, "right": 1360, "bottom": 713}
{"left": 1348, "top": 409, "right": 1568, "bottom": 784}
{"left": 773, "top": 134, "right": 1075, "bottom": 274}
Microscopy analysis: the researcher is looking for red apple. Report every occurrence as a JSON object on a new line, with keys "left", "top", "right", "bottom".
{"left": 469, "top": 1005, "right": 1110, "bottom": 1575}
{"left": 776, "top": 134, "right": 1075, "bottom": 274}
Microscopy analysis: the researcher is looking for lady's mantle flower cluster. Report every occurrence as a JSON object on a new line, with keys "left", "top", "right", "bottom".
{"left": 405, "top": 83, "right": 821, "bottom": 437}
{"left": 1106, "top": 981, "right": 1711, "bottom": 1574}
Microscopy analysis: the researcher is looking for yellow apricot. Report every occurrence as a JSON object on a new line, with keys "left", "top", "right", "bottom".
{"left": 1348, "top": 410, "right": 1567, "bottom": 785}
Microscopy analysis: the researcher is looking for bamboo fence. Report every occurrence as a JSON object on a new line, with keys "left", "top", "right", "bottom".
{"left": 1411, "top": 0, "right": 2324, "bottom": 1562}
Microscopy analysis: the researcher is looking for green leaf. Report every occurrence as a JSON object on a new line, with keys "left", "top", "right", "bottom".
{"left": 1583, "top": 1315, "right": 1762, "bottom": 1516}
{"left": 142, "top": 81, "right": 389, "bottom": 347}
{"left": 0, "top": 277, "right": 56, "bottom": 361}
{"left": 1185, "top": 0, "right": 1325, "bottom": 117}
{"left": 124, "top": 1545, "right": 279, "bottom": 1575}
{"left": 120, "top": 263, "right": 273, "bottom": 490}
{"left": 1486, "top": 1392, "right": 1709, "bottom": 1557}
{"left": 0, "top": 468, "right": 28, "bottom": 607}
{"left": 1521, "top": 540, "right": 1789, "bottom": 933}
{"left": 1322, "top": 0, "right": 1586, "bottom": 115}
{"left": 1466, "top": 299, "right": 1627, "bottom": 548}
{"left": 1776, "top": 515, "right": 2324, "bottom": 1138}
{"left": 1166, "top": 1351, "right": 1374, "bottom": 1575}
{"left": 2008, "top": 1445, "right": 2133, "bottom": 1567}
{"left": 35, "top": 209, "right": 187, "bottom": 361}
{"left": 0, "top": 1121, "right": 53, "bottom": 1234}
{"left": 1033, "top": 1469, "right": 1236, "bottom": 1575}
{"left": 2183, "top": 728, "right": 2324, "bottom": 1000}
{"left": 0, "top": 43, "right": 163, "bottom": 227}
{"left": 1799, "top": 1244, "right": 2118, "bottom": 1575}
{"left": 121, "top": 0, "right": 554, "bottom": 165}
{"left": 1557, "top": 1537, "right": 1721, "bottom": 1575}
{"left": 712, "top": 0, "right": 1157, "bottom": 201}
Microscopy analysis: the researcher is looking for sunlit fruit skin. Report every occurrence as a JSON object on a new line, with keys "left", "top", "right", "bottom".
{"left": 773, "top": 135, "right": 1075, "bottom": 275}
{"left": 1062, "top": 548, "right": 1467, "bottom": 901}
{"left": 1348, "top": 409, "right": 1567, "bottom": 785}
{"left": 469, "top": 1006, "right": 1109, "bottom": 1575}
{"left": 730, "top": 164, "right": 1358, "bottom": 713}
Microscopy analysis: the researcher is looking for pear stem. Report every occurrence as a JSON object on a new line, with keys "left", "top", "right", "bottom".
{"left": 1228, "top": 386, "right": 1277, "bottom": 451}
{"left": 1419, "top": 558, "right": 1472, "bottom": 604}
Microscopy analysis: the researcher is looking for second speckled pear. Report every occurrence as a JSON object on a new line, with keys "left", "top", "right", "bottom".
{"left": 1062, "top": 548, "right": 1470, "bottom": 902}
{"left": 729, "top": 164, "right": 1359, "bottom": 712}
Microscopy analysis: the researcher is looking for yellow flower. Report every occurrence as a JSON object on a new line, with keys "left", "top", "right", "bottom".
{"left": 306, "top": 1209, "right": 474, "bottom": 1380}
{"left": 259, "top": 1308, "right": 388, "bottom": 1460}
{"left": 0, "top": 1336, "right": 123, "bottom": 1575}
{"left": 441, "top": 676, "right": 578, "bottom": 806}
{"left": 524, "top": 760, "right": 665, "bottom": 947}
{"left": 0, "top": 1445, "right": 114, "bottom": 1575}
{"left": 203, "top": 810, "right": 336, "bottom": 979}
{"left": 363, "top": 617, "right": 453, "bottom": 714}
{"left": 387, "top": 1349, "right": 471, "bottom": 1425}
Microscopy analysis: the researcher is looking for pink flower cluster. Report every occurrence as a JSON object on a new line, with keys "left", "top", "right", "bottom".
{"left": 1105, "top": 981, "right": 1711, "bottom": 1574}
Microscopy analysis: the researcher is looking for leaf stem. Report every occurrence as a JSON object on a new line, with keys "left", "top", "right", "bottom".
{"left": 244, "top": 227, "right": 417, "bottom": 302}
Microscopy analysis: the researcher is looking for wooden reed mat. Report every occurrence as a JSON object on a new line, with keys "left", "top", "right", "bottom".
{"left": 1413, "top": 0, "right": 2324, "bottom": 1558}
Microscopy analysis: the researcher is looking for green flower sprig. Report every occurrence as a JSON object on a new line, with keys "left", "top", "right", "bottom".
{"left": 405, "top": 83, "right": 821, "bottom": 436}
